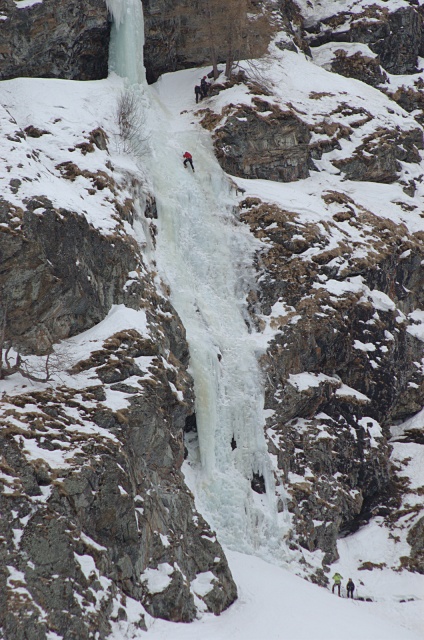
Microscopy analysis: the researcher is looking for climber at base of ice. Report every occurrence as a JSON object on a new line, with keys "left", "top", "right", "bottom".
{"left": 331, "top": 572, "right": 343, "bottom": 596}
{"left": 183, "top": 151, "right": 195, "bottom": 172}
{"left": 346, "top": 578, "right": 355, "bottom": 599}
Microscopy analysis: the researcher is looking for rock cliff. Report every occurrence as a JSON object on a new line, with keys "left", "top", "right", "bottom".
{"left": 198, "top": 0, "right": 424, "bottom": 576}
{"left": 305, "top": 3, "right": 422, "bottom": 75}
{"left": 0, "top": 78, "right": 236, "bottom": 637}
{"left": 0, "top": 0, "right": 271, "bottom": 85}
{"left": 0, "top": 0, "right": 110, "bottom": 81}
{"left": 240, "top": 193, "right": 424, "bottom": 566}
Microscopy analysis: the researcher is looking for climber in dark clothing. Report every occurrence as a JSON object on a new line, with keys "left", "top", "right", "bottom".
{"left": 183, "top": 151, "right": 194, "bottom": 172}
{"left": 200, "top": 76, "right": 209, "bottom": 98}
{"left": 346, "top": 578, "right": 355, "bottom": 599}
{"left": 194, "top": 85, "right": 202, "bottom": 104}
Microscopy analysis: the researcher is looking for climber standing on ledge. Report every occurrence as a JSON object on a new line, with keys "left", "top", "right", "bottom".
{"left": 183, "top": 151, "right": 195, "bottom": 172}
{"left": 194, "top": 84, "right": 202, "bottom": 104}
{"left": 332, "top": 572, "right": 343, "bottom": 596}
{"left": 200, "top": 76, "right": 209, "bottom": 98}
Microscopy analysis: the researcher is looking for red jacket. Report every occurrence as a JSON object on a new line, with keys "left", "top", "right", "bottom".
{"left": 183, "top": 152, "right": 192, "bottom": 159}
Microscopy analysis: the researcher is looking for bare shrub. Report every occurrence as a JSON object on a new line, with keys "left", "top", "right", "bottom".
{"left": 1, "top": 344, "right": 74, "bottom": 384}
{"left": 115, "top": 88, "right": 150, "bottom": 157}
{"left": 18, "top": 345, "right": 74, "bottom": 383}
{"left": 0, "top": 300, "right": 73, "bottom": 383}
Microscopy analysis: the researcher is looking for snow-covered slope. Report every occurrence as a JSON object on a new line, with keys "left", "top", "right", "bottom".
{"left": 137, "top": 550, "right": 423, "bottom": 640}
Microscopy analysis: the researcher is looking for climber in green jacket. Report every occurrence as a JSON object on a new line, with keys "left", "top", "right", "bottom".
{"left": 332, "top": 572, "right": 343, "bottom": 596}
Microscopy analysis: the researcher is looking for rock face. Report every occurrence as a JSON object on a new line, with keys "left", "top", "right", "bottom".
{"left": 0, "top": 328, "right": 237, "bottom": 636}
{"left": 306, "top": 5, "right": 422, "bottom": 75}
{"left": 327, "top": 49, "right": 388, "bottom": 88}
{"left": 0, "top": 83, "right": 237, "bottom": 638}
{"left": 240, "top": 194, "right": 424, "bottom": 565}
{"left": 211, "top": 99, "right": 311, "bottom": 182}
{"left": 333, "top": 127, "right": 423, "bottom": 183}
{"left": 1, "top": 195, "right": 142, "bottom": 354}
{"left": 0, "top": 0, "right": 110, "bottom": 80}
{"left": 142, "top": 0, "right": 271, "bottom": 83}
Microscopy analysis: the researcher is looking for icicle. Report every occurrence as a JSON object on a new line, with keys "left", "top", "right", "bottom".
{"left": 105, "top": 0, "right": 126, "bottom": 26}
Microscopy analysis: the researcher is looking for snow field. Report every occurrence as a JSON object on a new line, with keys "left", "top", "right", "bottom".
{"left": 139, "top": 550, "right": 423, "bottom": 640}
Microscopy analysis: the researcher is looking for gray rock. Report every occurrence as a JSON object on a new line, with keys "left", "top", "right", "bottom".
{"left": 333, "top": 127, "right": 423, "bottom": 183}
{"left": 240, "top": 196, "right": 424, "bottom": 565}
{"left": 307, "top": 6, "right": 422, "bottom": 75}
{"left": 0, "top": 0, "right": 110, "bottom": 81}
{"left": 142, "top": 0, "right": 270, "bottom": 83}
{"left": 0, "top": 200, "right": 144, "bottom": 354}
{"left": 406, "top": 516, "right": 424, "bottom": 573}
{"left": 0, "top": 321, "right": 237, "bottom": 635}
{"left": 213, "top": 101, "right": 312, "bottom": 182}
{"left": 327, "top": 49, "right": 388, "bottom": 88}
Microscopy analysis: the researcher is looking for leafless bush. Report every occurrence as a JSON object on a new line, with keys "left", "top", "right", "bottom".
{"left": 242, "top": 59, "right": 275, "bottom": 95}
{"left": 1, "top": 344, "right": 74, "bottom": 384}
{"left": 19, "top": 346, "right": 74, "bottom": 383}
{"left": 0, "top": 300, "right": 73, "bottom": 383}
{"left": 115, "top": 88, "right": 150, "bottom": 157}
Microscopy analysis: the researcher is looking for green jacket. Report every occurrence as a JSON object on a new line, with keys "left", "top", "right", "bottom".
{"left": 332, "top": 573, "right": 343, "bottom": 584}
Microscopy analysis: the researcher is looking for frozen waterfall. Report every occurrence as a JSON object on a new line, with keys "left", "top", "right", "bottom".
{"left": 107, "top": 0, "right": 291, "bottom": 563}
{"left": 106, "top": 0, "right": 146, "bottom": 86}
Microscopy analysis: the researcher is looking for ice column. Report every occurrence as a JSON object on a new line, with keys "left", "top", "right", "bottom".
{"left": 106, "top": 0, "right": 146, "bottom": 85}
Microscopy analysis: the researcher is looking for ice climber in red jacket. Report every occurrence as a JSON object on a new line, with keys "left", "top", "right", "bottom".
{"left": 183, "top": 151, "right": 195, "bottom": 172}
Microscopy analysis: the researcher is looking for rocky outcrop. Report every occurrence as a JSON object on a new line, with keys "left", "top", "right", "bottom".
{"left": 0, "top": 195, "right": 144, "bottom": 354}
{"left": 326, "top": 49, "right": 388, "bottom": 88}
{"left": 333, "top": 127, "right": 423, "bottom": 183}
{"left": 0, "top": 325, "right": 237, "bottom": 637}
{"left": 239, "top": 194, "right": 424, "bottom": 564}
{"left": 211, "top": 99, "right": 312, "bottom": 182}
{"left": 0, "top": 0, "right": 110, "bottom": 81}
{"left": 385, "top": 80, "right": 424, "bottom": 127}
{"left": 307, "top": 5, "right": 422, "bottom": 75}
{"left": 142, "top": 0, "right": 270, "bottom": 84}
